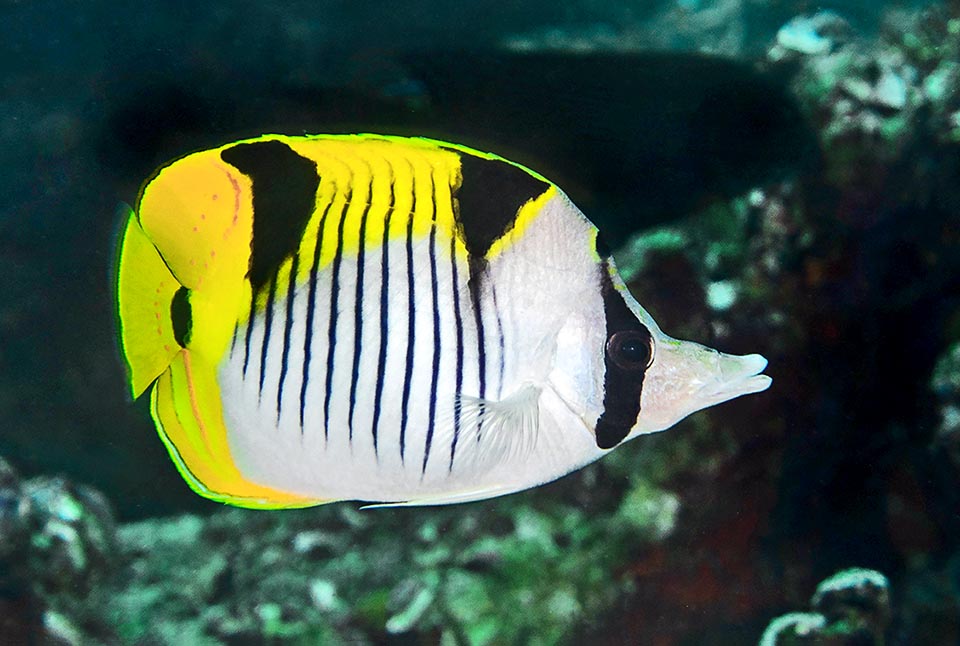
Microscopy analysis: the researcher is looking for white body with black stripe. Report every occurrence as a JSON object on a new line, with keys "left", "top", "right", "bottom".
{"left": 116, "top": 134, "right": 771, "bottom": 508}
{"left": 222, "top": 190, "right": 609, "bottom": 503}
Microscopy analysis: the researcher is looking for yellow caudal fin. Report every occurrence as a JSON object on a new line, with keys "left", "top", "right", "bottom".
{"left": 115, "top": 207, "right": 184, "bottom": 398}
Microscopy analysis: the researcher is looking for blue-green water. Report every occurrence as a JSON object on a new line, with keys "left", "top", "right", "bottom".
{"left": 1, "top": 1, "right": 958, "bottom": 643}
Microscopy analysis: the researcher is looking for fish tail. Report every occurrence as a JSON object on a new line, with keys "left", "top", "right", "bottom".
{"left": 115, "top": 187, "right": 325, "bottom": 509}
{"left": 115, "top": 205, "right": 184, "bottom": 399}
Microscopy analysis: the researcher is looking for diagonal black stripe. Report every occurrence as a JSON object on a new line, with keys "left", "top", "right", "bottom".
{"left": 348, "top": 162, "right": 373, "bottom": 442}
{"left": 300, "top": 198, "right": 332, "bottom": 431}
{"left": 324, "top": 183, "right": 353, "bottom": 441}
{"left": 448, "top": 231, "right": 465, "bottom": 471}
{"left": 371, "top": 162, "right": 396, "bottom": 458}
{"left": 422, "top": 174, "right": 441, "bottom": 476}
{"left": 277, "top": 252, "right": 299, "bottom": 423}
{"left": 400, "top": 161, "right": 417, "bottom": 464}
{"left": 258, "top": 274, "right": 278, "bottom": 400}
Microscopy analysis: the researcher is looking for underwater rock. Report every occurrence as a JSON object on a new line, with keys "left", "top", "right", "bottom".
{"left": 0, "top": 456, "right": 119, "bottom": 645}
{"left": 770, "top": 11, "right": 853, "bottom": 58}
{"left": 931, "top": 342, "right": 960, "bottom": 471}
{"left": 759, "top": 568, "right": 891, "bottom": 645}
{"left": 768, "top": 6, "right": 960, "bottom": 200}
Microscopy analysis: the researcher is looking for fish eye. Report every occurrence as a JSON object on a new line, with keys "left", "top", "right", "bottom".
{"left": 606, "top": 329, "right": 653, "bottom": 372}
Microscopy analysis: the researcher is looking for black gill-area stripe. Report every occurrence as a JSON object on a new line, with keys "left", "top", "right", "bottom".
{"left": 323, "top": 182, "right": 353, "bottom": 441}
{"left": 422, "top": 173, "right": 442, "bottom": 476}
{"left": 595, "top": 263, "right": 652, "bottom": 450}
{"left": 276, "top": 252, "right": 299, "bottom": 423}
{"left": 399, "top": 166, "right": 417, "bottom": 463}
{"left": 448, "top": 228, "right": 465, "bottom": 470}
{"left": 370, "top": 162, "right": 396, "bottom": 457}
{"left": 258, "top": 274, "right": 278, "bottom": 400}
{"left": 347, "top": 163, "right": 373, "bottom": 442}
{"left": 300, "top": 197, "right": 333, "bottom": 431}
{"left": 220, "top": 140, "right": 320, "bottom": 292}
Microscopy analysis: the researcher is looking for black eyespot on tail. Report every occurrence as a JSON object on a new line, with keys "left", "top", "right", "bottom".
{"left": 595, "top": 265, "right": 653, "bottom": 449}
{"left": 171, "top": 286, "right": 192, "bottom": 348}
{"left": 220, "top": 140, "right": 320, "bottom": 292}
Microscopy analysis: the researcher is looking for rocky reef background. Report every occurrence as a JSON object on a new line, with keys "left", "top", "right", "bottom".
{"left": 1, "top": 0, "right": 959, "bottom": 644}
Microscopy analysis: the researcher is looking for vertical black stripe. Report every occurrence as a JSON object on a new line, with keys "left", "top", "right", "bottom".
{"left": 473, "top": 290, "right": 486, "bottom": 402}
{"left": 348, "top": 165, "right": 373, "bottom": 441}
{"left": 422, "top": 173, "right": 441, "bottom": 476}
{"left": 258, "top": 275, "right": 278, "bottom": 399}
{"left": 242, "top": 298, "right": 256, "bottom": 378}
{"left": 448, "top": 233, "right": 465, "bottom": 470}
{"left": 491, "top": 283, "right": 506, "bottom": 400}
{"left": 477, "top": 283, "right": 505, "bottom": 444}
{"left": 300, "top": 199, "right": 331, "bottom": 431}
{"left": 276, "top": 253, "right": 299, "bottom": 422}
{"left": 323, "top": 184, "right": 353, "bottom": 440}
{"left": 230, "top": 323, "right": 239, "bottom": 356}
{"left": 370, "top": 163, "right": 396, "bottom": 457}
{"left": 467, "top": 259, "right": 487, "bottom": 446}
{"left": 399, "top": 168, "right": 417, "bottom": 464}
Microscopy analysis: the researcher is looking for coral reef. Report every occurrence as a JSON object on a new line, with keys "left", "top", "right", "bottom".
{"left": 760, "top": 568, "right": 891, "bottom": 645}
{"left": 0, "top": 454, "right": 684, "bottom": 644}
{"left": 0, "top": 457, "right": 117, "bottom": 644}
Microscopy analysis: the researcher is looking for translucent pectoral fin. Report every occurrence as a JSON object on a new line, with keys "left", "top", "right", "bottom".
{"left": 429, "top": 384, "right": 543, "bottom": 475}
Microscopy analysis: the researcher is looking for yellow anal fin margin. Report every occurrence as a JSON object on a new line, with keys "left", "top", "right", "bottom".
{"left": 151, "top": 351, "right": 329, "bottom": 509}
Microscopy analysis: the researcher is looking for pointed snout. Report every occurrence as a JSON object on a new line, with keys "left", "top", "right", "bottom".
{"left": 634, "top": 338, "right": 772, "bottom": 436}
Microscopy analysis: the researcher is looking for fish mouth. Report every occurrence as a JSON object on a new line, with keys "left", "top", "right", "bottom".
{"left": 699, "top": 352, "right": 772, "bottom": 404}
{"left": 635, "top": 341, "right": 773, "bottom": 437}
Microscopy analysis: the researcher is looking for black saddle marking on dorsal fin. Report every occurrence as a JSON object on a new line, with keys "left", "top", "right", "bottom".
{"left": 220, "top": 139, "right": 320, "bottom": 292}
{"left": 452, "top": 151, "right": 549, "bottom": 268}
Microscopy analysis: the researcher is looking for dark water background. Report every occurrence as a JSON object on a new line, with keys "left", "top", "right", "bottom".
{"left": 1, "top": 0, "right": 958, "bottom": 644}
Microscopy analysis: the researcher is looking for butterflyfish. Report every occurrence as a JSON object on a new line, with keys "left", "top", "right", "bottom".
{"left": 115, "top": 134, "right": 771, "bottom": 508}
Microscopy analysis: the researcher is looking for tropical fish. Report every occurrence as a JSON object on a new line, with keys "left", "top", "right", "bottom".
{"left": 115, "top": 134, "right": 771, "bottom": 508}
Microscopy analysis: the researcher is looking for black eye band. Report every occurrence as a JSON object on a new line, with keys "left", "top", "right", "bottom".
{"left": 595, "top": 264, "right": 654, "bottom": 450}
